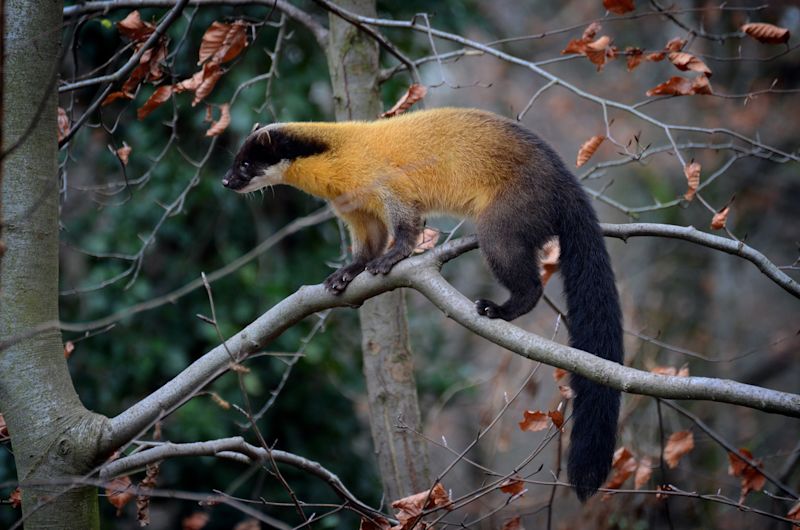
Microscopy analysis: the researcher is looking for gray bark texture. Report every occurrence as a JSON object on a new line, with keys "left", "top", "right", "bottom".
{"left": 324, "top": 0, "right": 432, "bottom": 500}
{"left": 1, "top": 1, "right": 108, "bottom": 528}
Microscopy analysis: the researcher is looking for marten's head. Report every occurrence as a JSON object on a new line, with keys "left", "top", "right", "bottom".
{"left": 223, "top": 125, "right": 327, "bottom": 193}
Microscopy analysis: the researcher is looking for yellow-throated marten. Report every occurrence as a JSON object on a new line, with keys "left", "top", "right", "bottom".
{"left": 223, "top": 107, "right": 623, "bottom": 500}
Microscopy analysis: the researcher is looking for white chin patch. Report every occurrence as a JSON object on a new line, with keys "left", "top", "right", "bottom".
{"left": 235, "top": 160, "right": 290, "bottom": 194}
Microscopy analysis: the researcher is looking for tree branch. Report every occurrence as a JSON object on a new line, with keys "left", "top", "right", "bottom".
{"left": 99, "top": 437, "right": 385, "bottom": 519}
{"left": 107, "top": 232, "right": 800, "bottom": 453}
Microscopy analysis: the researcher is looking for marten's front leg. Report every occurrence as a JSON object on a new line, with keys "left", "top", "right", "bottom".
{"left": 365, "top": 202, "right": 422, "bottom": 275}
{"left": 324, "top": 211, "right": 388, "bottom": 293}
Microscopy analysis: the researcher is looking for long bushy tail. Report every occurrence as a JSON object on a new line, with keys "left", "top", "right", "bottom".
{"left": 557, "top": 192, "right": 623, "bottom": 501}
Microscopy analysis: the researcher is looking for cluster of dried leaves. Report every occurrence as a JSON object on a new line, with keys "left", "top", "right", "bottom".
{"left": 103, "top": 11, "right": 247, "bottom": 138}
{"left": 360, "top": 483, "right": 453, "bottom": 530}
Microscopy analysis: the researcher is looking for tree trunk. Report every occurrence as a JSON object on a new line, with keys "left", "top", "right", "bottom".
{"left": 324, "top": 0, "right": 431, "bottom": 500}
{"left": 1, "top": 2, "right": 108, "bottom": 528}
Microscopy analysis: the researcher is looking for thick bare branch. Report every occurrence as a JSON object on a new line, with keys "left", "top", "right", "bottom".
{"left": 107, "top": 232, "right": 800, "bottom": 453}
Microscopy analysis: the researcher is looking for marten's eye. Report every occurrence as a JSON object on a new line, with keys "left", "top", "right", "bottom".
{"left": 240, "top": 161, "right": 250, "bottom": 171}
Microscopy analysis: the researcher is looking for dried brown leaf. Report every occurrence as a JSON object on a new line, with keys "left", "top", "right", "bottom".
{"left": 391, "top": 483, "right": 452, "bottom": 529}
{"left": 205, "top": 103, "right": 231, "bottom": 137}
{"left": 500, "top": 477, "right": 526, "bottom": 496}
{"left": 0, "top": 413, "right": 8, "bottom": 439}
{"left": 63, "top": 341, "right": 76, "bottom": 359}
{"left": 665, "top": 37, "right": 687, "bottom": 52}
{"left": 645, "top": 51, "right": 666, "bottom": 62}
{"left": 741, "top": 22, "right": 790, "bottom": 45}
{"left": 502, "top": 516, "right": 525, "bottom": 530}
{"left": 626, "top": 47, "right": 644, "bottom": 70}
{"left": 174, "top": 70, "right": 205, "bottom": 93}
{"left": 604, "top": 0, "right": 635, "bottom": 15}
{"left": 192, "top": 63, "right": 224, "bottom": 106}
{"left": 576, "top": 135, "right": 605, "bottom": 167}
{"left": 562, "top": 34, "right": 617, "bottom": 70}
{"left": 413, "top": 227, "right": 440, "bottom": 254}
{"left": 106, "top": 476, "right": 134, "bottom": 515}
{"left": 646, "top": 75, "right": 712, "bottom": 97}
{"left": 117, "top": 11, "right": 155, "bottom": 42}
{"left": 710, "top": 205, "right": 731, "bottom": 230}
{"left": 728, "top": 449, "right": 767, "bottom": 503}
{"left": 583, "top": 22, "right": 602, "bottom": 41}
{"left": 102, "top": 91, "right": 134, "bottom": 106}
{"left": 668, "top": 52, "right": 712, "bottom": 76}
{"left": 381, "top": 84, "right": 428, "bottom": 118}
{"left": 57, "top": 107, "right": 70, "bottom": 142}
{"left": 9, "top": 488, "right": 21, "bottom": 509}
{"left": 519, "top": 410, "right": 549, "bottom": 432}
{"left": 664, "top": 430, "right": 694, "bottom": 468}
{"left": 603, "top": 447, "right": 637, "bottom": 493}
{"left": 115, "top": 143, "right": 132, "bottom": 166}
{"left": 553, "top": 368, "right": 568, "bottom": 381}
{"left": 182, "top": 512, "right": 210, "bottom": 530}
{"left": 548, "top": 410, "right": 564, "bottom": 429}
{"left": 683, "top": 161, "right": 701, "bottom": 201}
{"left": 137, "top": 85, "right": 173, "bottom": 120}
{"left": 650, "top": 364, "right": 689, "bottom": 377}
{"left": 634, "top": 456, "right": 653, "bottom": 489}
{"left": 198, "top": 20, "right": 248, "bottom": 65}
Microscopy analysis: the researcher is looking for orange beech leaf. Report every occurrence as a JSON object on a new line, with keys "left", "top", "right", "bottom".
{"left": 500, "top": 477, "right": 526, "bottom": 496}
{"left": 710, "top": 205, "right": 731, "bottom": 230}
{"left": 192, "top": 63, "right": 224, "bottom": 106}
{"left": 548, "top": 410, "right": 565, "bottom": 429}
{"left": 391, "top": 483, "right": 452, "bottom": 529}
{"left": 117, "top": 11, "right": 155, "bottom": 42}
{"left": 562, "top": 33, "right": 617, "bottom": 70}
{"left": 0, "top": 413, "right": 8, "bottom": 439}
{"left": 381, "top": 84, "right": 428, "bottom": 118}
{"left": 668, "top": 52, "right": 712, "bottom": 76}
{"left": 741, "top": 22, "right": 790, "bottom": 44}
{"left": 198, "top": 20, "right": 248, "bottom": 65}
{"left": 57, "top": 107, "right": 70, "bottom": 142}
{"left": 728, "top": 448, "right": 767, "bottom": 503}
{"left": 174, "top": 70, "right": 204, "bottom": 93}
{"left": 603, "top": 447, "right": 637, "bottom": 493}
{"left": 182, "top": 512, "right": 210, "bottom": 530}
{"left": 519, "top": 410, "right": 549, "bottom": 432}
{"left": 63, "top": 341, "right": 76, "bottom": 359}
{"left": 538, "top": 239, "right": 560, "bottom": 285}
{"left": 359, "top": 516, "right": 392, "bottom": 530}
{"left": 115, "top": 143, "right": 132, "bottom": 166}
{"left": 604, "top": 0, "right": 635, "bottom": 15}
{"left": 502, "top": 516, "right": 525, "bottom": 530}
{"left": 583, "top": 22, "right": 602, "bottom": 41}
{"left": 558, "top": 384, "right": 575, "bottom": 399}
{"left": 106, "top": 476, "right": 134, "bottom": 514}
{"left": 553, "top": 368, "right": 568, "bottom": 381}
{"left": 788, "top": 501, "right": 800, "bottom": 522}
{"left": 665, "top": 37, "right": 687, "bottom": 52}
{"left": 626, "top": 47, "right": 644, "bottom": 70}
{"left": 102, "top": 91, "right": 134, "bottom": 106}
{"left": 646, "top": 75, "right": 712, "bottom": 97}
{"left": 664, "top": 430, "right": 694, "bottom": 468}
{"left": 9, "top": 488, "right": 21, "bottom": 509}
{"left": 683, "top": 161, "right": 701, "bottom": 201}
{"left": 576, "top": 135, "right": 605, "bottom": 167}
{"left": 205, "top": 103, "right": 231, "bottom": 137}
{"left": 137, "top": 85, "right": 172, "bottom": 120}
{"left": 634, "top": 456, "right": 653, "bottom": 489}
{"left": 645, "top": 51, "right": 666, "bottom": 62}
{"left": 413, "top": 227, "right": 440, "bottom": 254}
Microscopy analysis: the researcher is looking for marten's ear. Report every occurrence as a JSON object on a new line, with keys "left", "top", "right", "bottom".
{"left": 251, "top": 122, "right": 261, "bottom": 133}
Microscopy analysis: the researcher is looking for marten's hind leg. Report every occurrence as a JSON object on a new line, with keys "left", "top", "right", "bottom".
{"left": 475, "top": 207, "right": 549, "bottom": 321}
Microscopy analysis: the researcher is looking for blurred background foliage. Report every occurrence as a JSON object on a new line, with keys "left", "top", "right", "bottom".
{"left": 2, "top": 1, "right": 799, "bottom": 528}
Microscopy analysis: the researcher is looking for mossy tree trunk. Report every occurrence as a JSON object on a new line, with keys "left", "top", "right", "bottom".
{"left": 0, "top": 2, "right": 109, "bottom": 528}
{"left": 324, "top": 0, "right": 431, "bottom": 501}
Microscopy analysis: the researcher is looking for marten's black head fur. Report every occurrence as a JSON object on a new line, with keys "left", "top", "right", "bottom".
{"left": 223, "top": 126, "right": 327, "bottom": 193}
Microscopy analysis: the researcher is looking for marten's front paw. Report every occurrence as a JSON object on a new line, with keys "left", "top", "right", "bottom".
{"left": 365, "top": 254, "right": 400, "bottom": 275}
{"left": 475, "top": 299, "right": 504, "bottom": 319}
{"left": 324, "top": 263, "right": 365, "bottom": 293}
